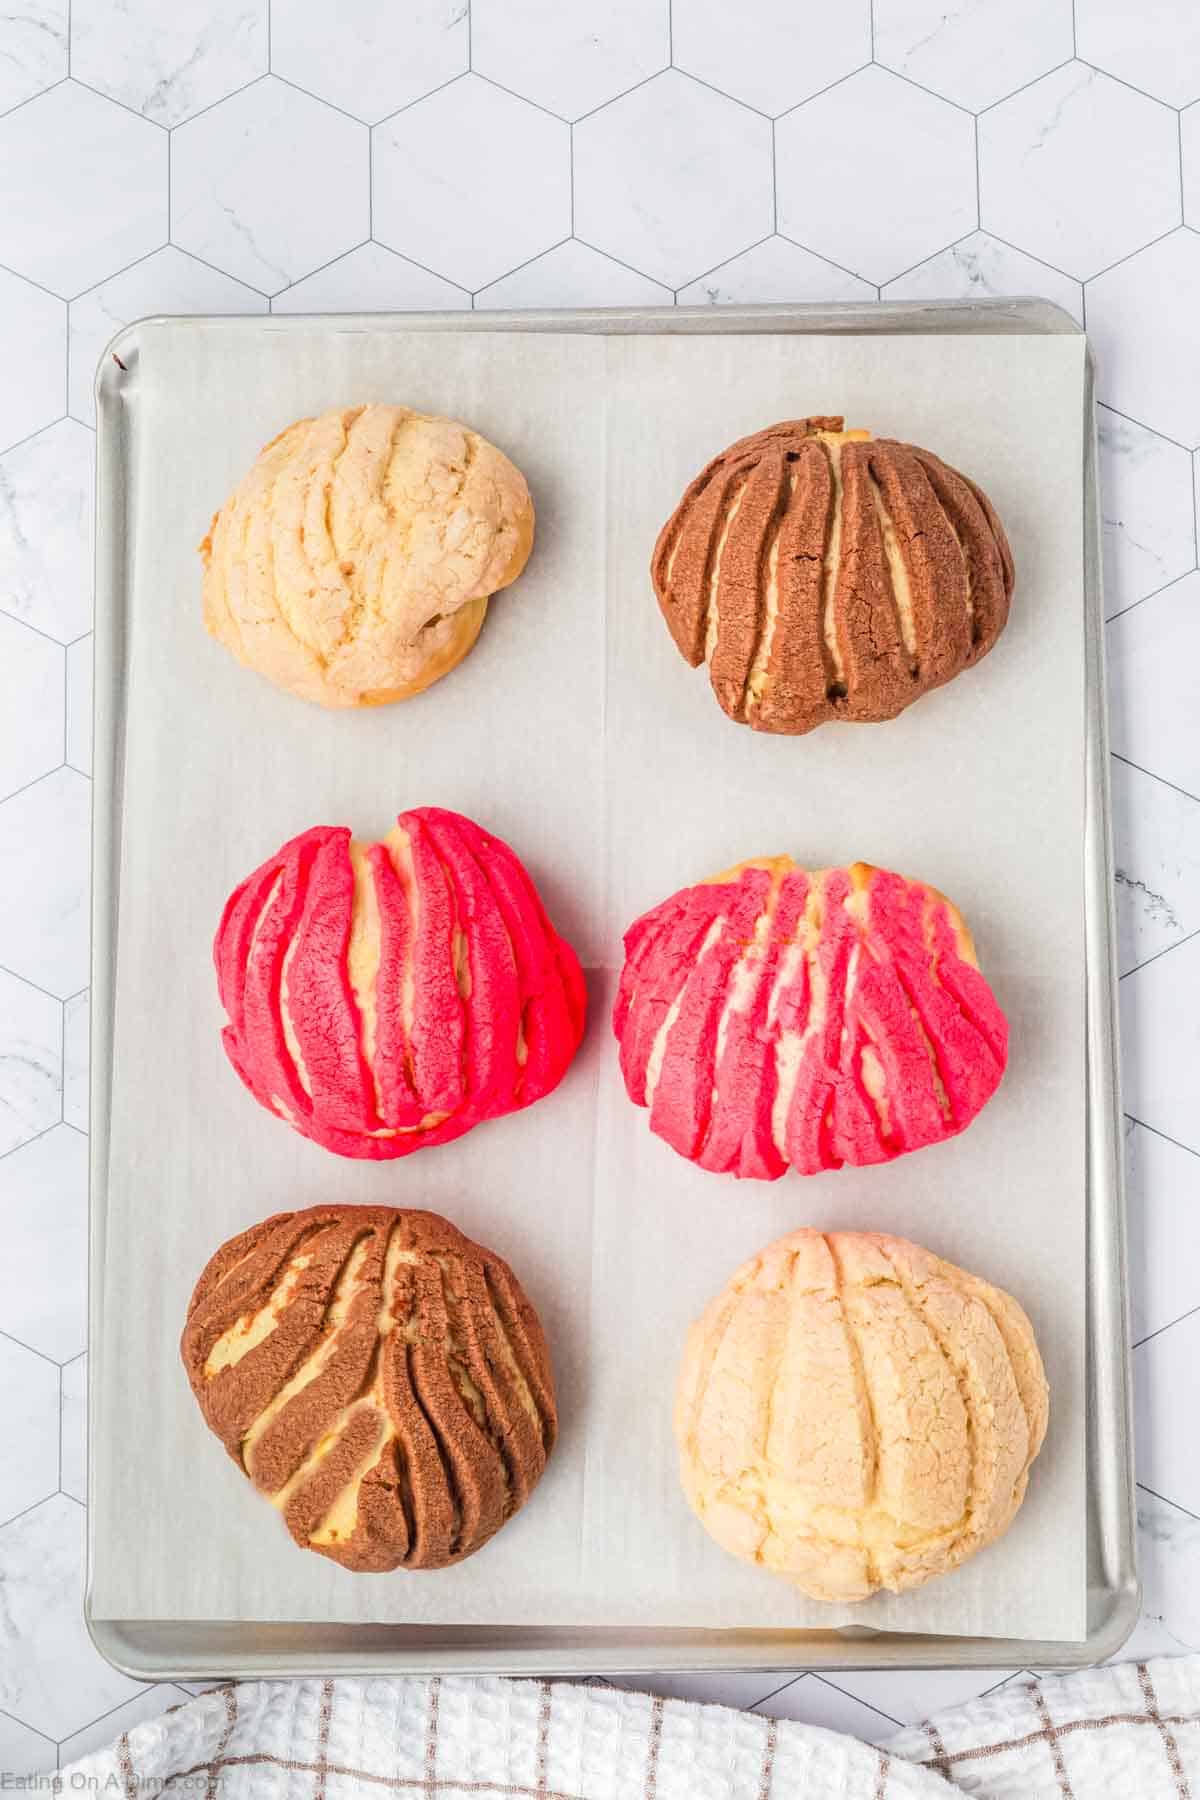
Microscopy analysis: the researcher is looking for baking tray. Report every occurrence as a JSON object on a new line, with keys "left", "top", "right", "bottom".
{"left": 87, "top": 299, "right": 1136, "bottom": 1677}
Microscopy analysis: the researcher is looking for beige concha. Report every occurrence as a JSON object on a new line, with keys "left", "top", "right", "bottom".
{"left": 200, "top": 403, "right": 534, "bottom": 708}
{"left": 675, "top": 1229, "right": 1049, "bottom": 1603}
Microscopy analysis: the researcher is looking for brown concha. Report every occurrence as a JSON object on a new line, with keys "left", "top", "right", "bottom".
{"left": 651, "top": 416, "right": 1015, "bottom": 734}
{"left": 181, "top": 1204, "right": 556, "bottom": 1572}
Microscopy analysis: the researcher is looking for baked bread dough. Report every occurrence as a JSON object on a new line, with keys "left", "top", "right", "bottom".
{"left": 182, "top": 1204, "right": 557, "bottom": 1572}
{"left": 613, "top": 856, "right": 1006, "bottom": 1177}
{"left": 652, "top": 416, "right": 1013, "bottom": 733}
{"left": 676, "top": 1228, "right": 1048, "bottom": 1601}
{"left": 201, "top": 404, "right": 534, "bottom": 707}
{"left": 215, "top": 806, "right": 586, "bottom": 1159}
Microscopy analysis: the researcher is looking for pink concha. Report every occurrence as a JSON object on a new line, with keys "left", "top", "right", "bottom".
{"left": 613, "top": 858, "right": 1007, "bottom": 1179}
{"left": 215, "top": 807, "right": 587, "bottom": 1159}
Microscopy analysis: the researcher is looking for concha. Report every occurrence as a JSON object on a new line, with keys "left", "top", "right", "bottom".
{"left": 215, "top": 806, "right": 586, "bottom": 1159}
{"left": 652, "top": 416, "right": 1013, "bottom": 733}
{"left": 182, "top": 1204, "right": 557, "bottom": 1571}
{"left": 676, "top": 1228, "right": 1048, "bottom": 1601}
{"left": 613, "top": 857, "right": 1006, "bottom": 1177}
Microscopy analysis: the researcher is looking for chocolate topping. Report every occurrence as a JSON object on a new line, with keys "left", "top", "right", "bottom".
{"left": 651, "top": 417, "right": 1014, "bottom": 734}
{"left": 181, "top": 1204, "right": 557, "bottom": 1573}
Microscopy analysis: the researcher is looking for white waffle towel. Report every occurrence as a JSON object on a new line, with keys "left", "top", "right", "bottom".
{"left": 59, "top": 1656, "right": 1200, "bottom": 1799}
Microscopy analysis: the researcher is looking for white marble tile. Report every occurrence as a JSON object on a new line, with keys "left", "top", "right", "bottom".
{"left": 0, "top": 270, "right": 65, "bottom": 453}
{"left": 1099, "top": 406, "right": 1196, "bottom": 618}
{"left": 1121, "top": 1488, "right": 1200, "bottom": 1662}
{"left": 0, "top": 419, "right": 93, "bottom": 640}
{"left": 1087, "top": 231, "right": 1200, "bottom": 449}
{"left": 980, "top": 63, "right": 1180, "bottom": 284}
{"left": 65, "top": 636, "right": 91, "bottom": 775}
{"left": 59, "top": 1353, "right": 85, "bottom": 1504}
{"left": 673, "top": 0, "right": 869, "bottom": 117}
{"left": 1110, "top": 758, "right": 1200, "bottom": 976}
{"left": 0, "top": 614, "right": 63, "bottom": 799}
{"left": 478, "top": 240, "right": 671, "bottom": 309}
{"left": 71, "top": 0, "right": 266, "bottom": 126}
{"left": 1183, "top": 103, "right": 1200, "bottom": 230}
{"left": 0, "top": 1495, "right": 143, "bottom": 1739}
{"left": 69, "top": 245, "right": 265, "bottom": 426}
{"left": 474, "top": 0, "right": 667, "bottom": 121}
{"left": 876, "top": 0, "right": 1073, "bottom": 112}
{"left": 0, "top": 83, "right": 166, "bottom": 298}
{"left": 1121, "top": 930, "right": 1200, "bottom": 1163}
{"left": 0, "top": 767, "right": 90, "bottom": 998}
{"left": 677, "top": 235, "right": 874, "bottom": 305}
{"left": 754, "top": 1674, "right": 898, "bottom": 1742}
{"left": 59, "top": 1685, "right": 188, "bottom": 1768}
{"left": 1107, "top": 570, "right": 1200, "bottom": 797}
{"left": 375, "top": 74, "right": 570, "bottom": 290}
{"left": 1135, "top": 1304, "right": 1200, "bottom": 1513}
{"left": 607, "top": 1671, "right": 794, "bottom": 1710}
{"left": 273, "top": 242, "right": 466, "bottom": 314}
{"left": 826, "top": 1668, "right": 1021, "bottom": 1728}
{"left": 883, "top": 231, "right": 1081, "bottom": 322}
{"left": 0, "top": 1128, "right": 87, "bottom": 1362}
{"left": 0, "top": 1711, "right": 56, "bottom": 1779}
{"left": 0, "top": 1336, "right": 58, "bottom": 1525}
{"left": 271, "top": 0, "right": 468, "bottom": 126}
{"left": 777, "top": 66, "right": 974, "bottom": 286}
{"left": 575, "top": 69, "right": 772, "bottom": 289}
{"left": 1076, "top": 0, "right": 1200, "bottom": 109}
{"left": 0, "top": 967, "right": 61, "bottom": 1159}
{"left": 171, "top": 77, "right": 368, "bottom": 296}
{"left": 1124, "top": 1119, "right": 1200, "bottom": 1344}
{"left": 0, "top": 0, "right": 67, "bottom": 117}
{"left": 61, "top": 991, "right": 88, "bottom": 1134}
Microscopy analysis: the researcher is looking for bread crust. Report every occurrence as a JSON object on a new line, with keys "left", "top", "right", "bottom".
{"left": 652, "top": 416, "right": 1013, "bottom": 733}
{"left": 181, "top": 1204, "right": 557, "bottom": 1572}
{"left": 201, "top": 404, "right": 534, "bottom": 708}
{"left": 676, "top": 1228, "right": 1048, "bottom": 1601}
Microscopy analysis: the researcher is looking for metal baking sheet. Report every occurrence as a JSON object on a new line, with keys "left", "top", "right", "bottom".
{"left": 87, "top": 300, "right": 1136, "bottom": 1677}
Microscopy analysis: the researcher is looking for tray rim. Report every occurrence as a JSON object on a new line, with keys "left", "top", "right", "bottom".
{"left": 86, "top": 296, "right": 1137, "bottom": 1680}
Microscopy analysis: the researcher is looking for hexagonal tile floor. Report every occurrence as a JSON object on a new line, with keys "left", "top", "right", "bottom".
{"left": 2, "top": 0, "right": 1200, "bottom": 1774}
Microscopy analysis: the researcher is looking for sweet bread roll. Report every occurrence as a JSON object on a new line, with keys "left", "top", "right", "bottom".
{"left": 613, "top": 857, "right": 1006, "bottom": 1177}
{"left": 201, "top": 404, "right": 534, "bottom": 707}
{"left": 182, "top": 1204, "right": 557, "bottom": 1571}
{"left": 676, "top": 1228, "right": 1048, "bottom": 1601}
{"left": 652, "top": 416, "right": 1013, "bottom": 733}
{"left": 215, "top": 806, "right": 586, "bottom": 1160}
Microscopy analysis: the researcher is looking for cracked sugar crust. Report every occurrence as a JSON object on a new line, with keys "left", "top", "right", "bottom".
{"left": 652, "top": 416, "right": 1014, "bottom": 734}
{"left": 214, "top": 806, "right": 587, "bottom": 1161}
{"left": 675, "top": 1228, "right": 1048, "bottom": 1603}
{"left": 200, "top": 403, "right": 535, "bottom": 708}
{"left": 181, "top": 1204, "right": 557, "bottom": 1572}
{"left": 613, "top": 857, "right": 1007, "bottom": 1179}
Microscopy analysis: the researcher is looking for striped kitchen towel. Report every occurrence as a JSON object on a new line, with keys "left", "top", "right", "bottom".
{"left": 58, "top": 1655, "right": 1200, "bottom": 1798}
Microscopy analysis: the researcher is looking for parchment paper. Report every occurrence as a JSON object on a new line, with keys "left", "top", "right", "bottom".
{"left": 93, "top": 320, "right": 1087, "bottom": 1640}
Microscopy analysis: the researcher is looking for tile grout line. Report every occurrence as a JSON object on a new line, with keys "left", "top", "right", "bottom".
{"left": 810, "top": 1673, "right": 904, "bottom": 1729}
{"left": 0, "top": 1326, "right": 65, "bottom": 1369}
{"left": 1105, "top": 568, "right": 1198, "bottom": 627}
{"left": 1119, "top": 920, "right": 1200, "bottom": 981}
{"left": 1133, "top": 1298, "right": 1200, "bottom": 1352}
{"left": 1110, "top": 753, "right": 1200, "bottom": 810}
{"left": 1127, "top": 1114, "right": 1200, "bottom": 1161}
{"left": 1138, "top": 1482, "right": 1200, "bottom": 1523}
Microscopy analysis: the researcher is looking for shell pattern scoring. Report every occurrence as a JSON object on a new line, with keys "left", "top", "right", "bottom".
{"left": 614, "top": 857, "right": 1007, "bottom": 1178}
{"left": 215, "top": 806, "right": 587, "bottom": 1159}
{"left": 181, "top": 1205, "right": 557, "bottom": 1572}
{"left": 675, "top": 1229, "right": 1049, "bottom": 1601}
{"left": 652, "top": 417, "right": 1014, "bottom": 734}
